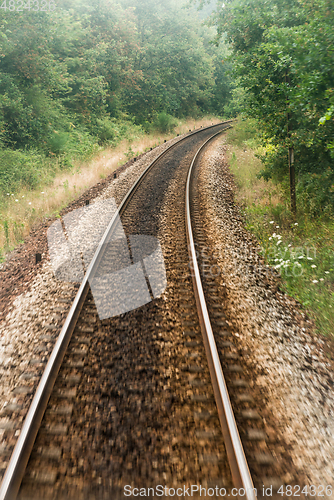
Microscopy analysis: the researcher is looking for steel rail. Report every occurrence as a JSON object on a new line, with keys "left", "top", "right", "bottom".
{"left": 185, "top": 130, "right": 257, "bottom": 500}
{"left": 0, "top": 120, "right": 232, "bottom": 500}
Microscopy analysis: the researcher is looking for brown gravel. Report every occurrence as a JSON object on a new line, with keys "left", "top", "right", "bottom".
{"left": 0, "top": 133, "right": 193, "bottom": 483}
{"left": 17, "top": 125, "right": 233, "bottom": 500}
{"left": 197, "top": 136, "right": 334, "bottom": 496}
{"left": 2, "top": 128, "right": 334, "bottom": 499}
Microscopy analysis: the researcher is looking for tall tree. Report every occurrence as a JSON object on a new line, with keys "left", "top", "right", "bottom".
{"left": 205, "top": 0, "right": 334, "bottom": 214}
{"left": 119, "top": 0, "right": 216, "bottom": 121}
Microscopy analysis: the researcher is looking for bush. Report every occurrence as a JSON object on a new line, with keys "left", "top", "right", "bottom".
{"left": 0, "top": 149, "right": 50, "bottom": 202}
{"left": 48, "top": 132, "right": 70, "bottom": 155}
{"left": 297, "top": 169, "right": 334, "bottom": 217}
{"left": 152, "top": 112, "right": 178, "bottom": 134}
{"left": 92, "top": 118, "right": 119, "bottom": 145}
{"left": 227, "top": 117, "right": 260, "bottom": 149}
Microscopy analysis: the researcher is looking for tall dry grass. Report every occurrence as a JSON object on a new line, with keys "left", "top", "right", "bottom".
{"left": 226, "top": 146, "right": 283, "bottom": 209}
{"left": 225, "top": 120, "right": 334, "bottom": 338}
{"left": 0, "top": 117, "right": 221, "bottom": 258}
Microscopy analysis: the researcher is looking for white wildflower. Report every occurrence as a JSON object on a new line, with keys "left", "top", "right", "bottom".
{"left": 269, "top": 221, "right": 274, "bottom": 224}
{"left": 312, "top": 280, "right": 318, "bottom": 283}
{"left": 311, "top": 265, "right": 316, "bottom": 268}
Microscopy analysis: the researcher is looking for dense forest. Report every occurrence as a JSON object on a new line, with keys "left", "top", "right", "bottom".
{"left": 0, "top": 0, "right": 233, "bottom": 200}
{"left": 202, "top": 0, "right": 334, "bottom": 215}
{"left": 1, "top": 0, "right": 333, "bottom": 216}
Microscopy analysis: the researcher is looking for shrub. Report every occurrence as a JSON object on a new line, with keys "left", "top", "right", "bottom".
{"left": 0, "top": 149, "right": 49, "bottom": 203}
{"left": 152, "top": 112, "right": 178, "bottom": 134}
{"left": 93, "top": 118, "right": 119, "bottom": 145}
{"left": 48, "top": 132, "right": 70, "bottom": 155}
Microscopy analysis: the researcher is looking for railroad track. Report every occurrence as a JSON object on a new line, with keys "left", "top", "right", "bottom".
{"left": 0, "top": 122, "right": 277, "bottom": 500}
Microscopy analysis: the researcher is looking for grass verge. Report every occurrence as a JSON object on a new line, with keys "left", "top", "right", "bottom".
{"left": 0, "top": 115, "right": 221, "bottom": 263}
{"left": 225, "top": 118, "right": 334, "bottom": 338}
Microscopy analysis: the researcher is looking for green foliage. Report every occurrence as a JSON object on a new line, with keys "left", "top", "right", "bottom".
{"left": 3, "top": 220, "right": 9, "bottom": 247}
{"left": 48, "top": 132, "right": 70, "bottom": 156}
{"left": 0, "top": 0, "right": 230, "bottom": 194}
{"left": 296, "top": 169, "right": 334, "bottom": 217}
{"left": 208, "top": 0, "right": 334, "bottom": 214}
{"left": 226, "top": 117, "right": 260, "bottom": 148}
{"left": 92, "top": 118, "right": 123, "bottom": 145}
{"left": 152, "top": 112, "right": 178, "bottom": 134}
{"left": 223, "top": 85, "right": 247, "bottom": 118}
{"left": 255, "top": 212, "right": 334, "bottom": 337}
{"left": 0, "top": 149, "right": 50, "bottom": 204}
{"left": 118, "top": 0, "right": 224, "bottom": 121}
{"left": 227, "top": 124, "right": 334, "bottom": 336}
{"left": 91, "top": 118, "right": 143, "bottom": 146}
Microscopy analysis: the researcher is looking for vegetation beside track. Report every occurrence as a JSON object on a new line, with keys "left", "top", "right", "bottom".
{"left": 225, "top": 119, "right": 334, "bottom": 339}
{"left": 195, "top": 0, "right": 334, "bottom": 217}
{"left": 0, "top": 0, "right": 234, "bottom": 262}
{"left": 0, "top": 116, "right": 221, "bottom": 262}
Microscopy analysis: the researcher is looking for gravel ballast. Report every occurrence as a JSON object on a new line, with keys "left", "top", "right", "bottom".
{"left": 198, "top": 136, "right": 334, "bottom": 493}
{"left": 0, "top": 133, "right": 192, "bottom": 481}
{"left": 1, "top": 129, "right": 333, "bottom": 496}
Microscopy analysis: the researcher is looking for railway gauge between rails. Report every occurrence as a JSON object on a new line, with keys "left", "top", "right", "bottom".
{"left": 0, "top": 121, "right": 261, "bottom": 500}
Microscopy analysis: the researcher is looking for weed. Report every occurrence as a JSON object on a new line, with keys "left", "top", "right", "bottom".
{"left": 153, "top": 112, "right": 178, "bottom": 134}
{"left": 226, "top": 119, "right": 334, "bottom": 338}
{"left": 0, "top": 115, "right": 221, "bottom": 257}
{"left": 125, "top": 146, "right": 135, "bottom": 159}
{"left": 3, "top": 220, "right": 9, "bottom": 247}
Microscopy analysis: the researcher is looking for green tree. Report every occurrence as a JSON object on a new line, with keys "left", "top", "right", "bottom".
{"left": 204, "top": 0, "right": 334, "bottom": 214}
{"left": 119, "top": 0, "right": 216, "bottom": 122}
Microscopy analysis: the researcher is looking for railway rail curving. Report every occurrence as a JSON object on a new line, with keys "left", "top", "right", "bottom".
{"left": 186, "top": 131, "right": 256, "bottom": 500}
{"left": 0, "top": 121, "right": 259, "bottom": 500}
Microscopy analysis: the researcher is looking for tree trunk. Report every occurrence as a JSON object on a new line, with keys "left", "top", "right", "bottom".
{"left": 289, "top": 147, "right": 296, "bottom": 214}
{"left": 286, "top": 73, "right": 296, "bottom": 215}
